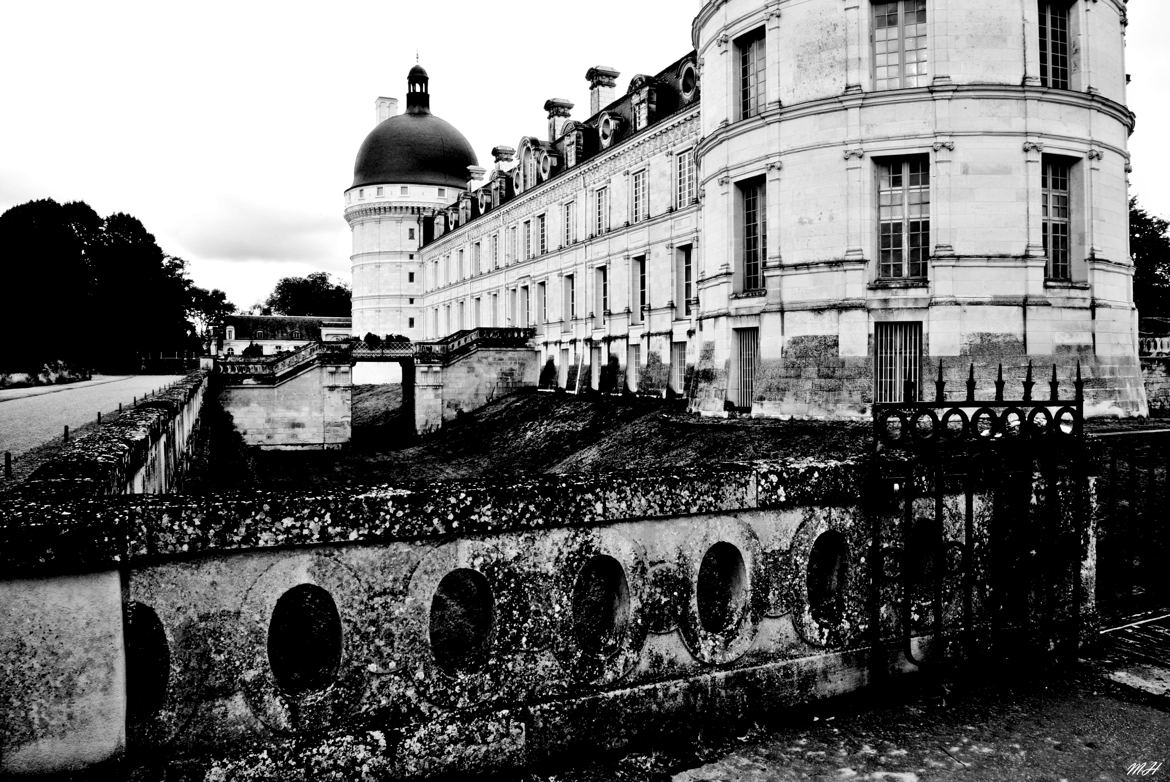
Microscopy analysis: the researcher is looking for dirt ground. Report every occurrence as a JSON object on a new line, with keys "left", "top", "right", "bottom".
{"left": 252, "top": 386, "right": 871, "bottom": 488}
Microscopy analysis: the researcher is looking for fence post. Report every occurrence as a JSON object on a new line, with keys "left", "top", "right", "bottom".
{"left": 4, "top": 451, "right": 11, "bottom": 479}
{"left": 63, "top": 425, "right": 69, "bottom": 443}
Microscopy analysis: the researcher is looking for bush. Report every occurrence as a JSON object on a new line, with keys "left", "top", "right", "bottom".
{"left": 363, "top": 332, "right": 383, "bottom": 348}
{"left": 539, "top": 358, "right": 558, "bottom": 389}
{"left": 241, "top": 342, "right": 264, "bottom": 358}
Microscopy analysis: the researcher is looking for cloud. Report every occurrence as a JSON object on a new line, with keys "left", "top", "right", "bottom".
{"left": 168, "top": 196, "right": 344, "bottom": 264}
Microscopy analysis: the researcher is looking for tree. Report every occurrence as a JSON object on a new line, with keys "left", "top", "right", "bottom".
{"left": 1131, "top": 197, "right": 1170, "bottom": 319}
{"left": 189, "top": 287, "right": 237, "bottom": 354}
{"left": 0, "top": 199, "right": 205, "bottom": 373}
{"left": 264, "top": 272, "right": 350, "bottom": 317}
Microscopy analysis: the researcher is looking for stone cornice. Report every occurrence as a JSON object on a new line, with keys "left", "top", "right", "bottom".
{"left": 696, "top": 84, "right": 1133, "bottom": 163}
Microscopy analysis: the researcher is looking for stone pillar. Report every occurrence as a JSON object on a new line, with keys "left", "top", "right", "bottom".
{"left": 0, "top": 571, "right": 126, "bottom": 775}
{"left": 843, "top": 0, "right": 864, "bottom": 92}
{"left": 414, "top": 364, "right": 444, "bottom": 434}
{"left": 844, "top": 148, "right": 866, "bottom": 260}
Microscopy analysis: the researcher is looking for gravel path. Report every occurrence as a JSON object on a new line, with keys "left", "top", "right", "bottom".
{"left": 0, "top": 375, "right": 183, "bottom": 459}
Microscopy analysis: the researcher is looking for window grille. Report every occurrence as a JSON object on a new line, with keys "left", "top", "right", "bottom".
{"left": 733, "top": 328, "right": 760, "bottom": 410}
{"left": 1042, "top": 157, "right": 1072, "bottom": 280}
{"left": 873, "top": 0, "right": 928, "bottom": 90}
{"left": 1039, "top": 1, "right": 1071, "bottom": 89}
{"left": 874, "top": 321, "right": 923, "bottom": 402}
{"left": 631, "top": 170, "right": 648, "bottom": 223}
{"left": 738, "top": 28, "right": 767, "bottom": 119}
{"left": 677, "top": 150, "right": 696, "bottom": 208}
{"left": 740, "top": 178, "right": 765, "bottom": 291}
{"left": 878, "top": 156, "right": 930, "bottom": 279}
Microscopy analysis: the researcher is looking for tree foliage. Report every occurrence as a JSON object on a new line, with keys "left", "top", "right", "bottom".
{"left": 1131, "top": 197, "right": 1170, "bottom": 319}
{"left": 189, "top": 286, "right": 236, "bottom": 352}
{"left": 263, "top": 272, "right": 350, "bottom": 317}
{"left": 0, "top": 198, "right": 237, "bottom": 372}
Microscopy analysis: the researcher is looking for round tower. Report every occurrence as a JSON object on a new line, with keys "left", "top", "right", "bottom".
{"left": 691, "top": 0, "right": 1142, "bottom": 417}
{"left": 344, "top": 65, "right": 478, "bottom": 382}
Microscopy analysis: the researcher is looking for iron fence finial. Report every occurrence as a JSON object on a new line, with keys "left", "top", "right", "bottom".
{"left": 1075, "top": 361, "right": 1084, "bottom": 402}
{"left": 1049, "top": 364, "right": 1060, "bottom": 402}
{"left": 995, "top": 364, "right": 1005, "bottom": 402}
{"left": 1023, "top": 360, "right": 1034, "bottom": 402}
{"left": 935, "top": 360, "right": 946, "bottom": 403}
{"left": 966, "top": 363, "right": 976, "bottom": 402}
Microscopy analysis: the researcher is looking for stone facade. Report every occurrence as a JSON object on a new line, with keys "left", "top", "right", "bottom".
{"left": 393, "top": 0, "right": 1145, "bottom": 419}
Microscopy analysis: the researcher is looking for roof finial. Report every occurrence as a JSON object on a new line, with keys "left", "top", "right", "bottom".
{"left": 416, "top": 49, "right": 420, "bottom": 64}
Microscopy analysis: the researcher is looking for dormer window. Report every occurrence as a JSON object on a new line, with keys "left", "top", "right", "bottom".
{"left": 255, "top": 330, "right": 266, "bottom": 340}
{"left": 225, "top": 326, "right": 235, "bottom": 341}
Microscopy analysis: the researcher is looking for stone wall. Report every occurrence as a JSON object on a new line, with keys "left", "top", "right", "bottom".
{"left": 0, "top": 453, "right": 1094, "bottom": 778}
{"left": 219, "top": 363, "right": 352, "bottom": 450}
{"left": 414, "top": 346, "right": 538, "bottom": 432}
{"left": 19, "top": 370, "right": 207, "bottom": 497}
{"left": 1141, "top": 357, "right": 1170, "bottom": 414}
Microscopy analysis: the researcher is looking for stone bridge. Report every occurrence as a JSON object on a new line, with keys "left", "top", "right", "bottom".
{"left": 0, "top": 452, "right": 1096, "bottom": 779}
{"left": 216, "top": 328, "right": 537, "bottom": 445}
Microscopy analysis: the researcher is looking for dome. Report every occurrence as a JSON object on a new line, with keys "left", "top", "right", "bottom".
{"left": 350, "top": 65, "right": 478, "bottom": 191}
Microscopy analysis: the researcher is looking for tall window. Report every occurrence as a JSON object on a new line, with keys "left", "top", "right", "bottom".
{"left": 491, "top": 234, "right": 500, "bottom": 268}
{"left": 458, "top": 249, "right": 465, "bottom": 279}
{"left": 537, "top": 213, "right": 547, "bottom": 254}
{"left": 874, "top": 321, "right": 923, "bottom": 402}
{"left": 677, "top": 244, "right": 693, "bottom": 316}
{"left": 739, "top": 177, "right": 766, "bottom": 291}
{"left": 474, "top": 242, "right": 482, "bottom": 275}
{"left": 873, "top": 1, "right": 928, "bottom": 90}
{"left": 509, "top": 226, "right": 517, "bottom": 263}
{"left": 631, "top": 170, "right": 648, "bottom": 223}
{"left": 877, "top": 156, "right": 930, "bottom": 279}
{"left": 676, "top": 150, "right": 696, "bottom": 208}
{"left": 596, "top": 266, "right": 609, "bottom": 324}
{"left": 523, "top": 220, "right": 532, "bottom": 259}
{"left": 1039, "top": 1, "right": 1071, "bottom": 90}
{"left": 563, "top": 201, "right": 575, "bottom": 245}
{"left": 537, "top": 281, "right": 547, "bottom": 323}
{"left": 1042, "top": 156, "right": 1072, "bottom": 281}
{"left": 595, "top": 186, "right": 610, "bottom": 234}
{"left": 564, "top": 274, "right": 576, "bottom": 320}
{"left": 631, "top": 255, "right": 647, "bottom": 324}
{"left": 737, "top": 28, "right": 767, "bottom": 119}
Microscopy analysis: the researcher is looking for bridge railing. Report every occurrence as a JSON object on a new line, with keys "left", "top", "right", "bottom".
{"left": 1139, "top": 335, "right": 1170, "bottom": 357}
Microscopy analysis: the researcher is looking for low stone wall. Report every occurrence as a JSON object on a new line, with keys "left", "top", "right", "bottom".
{"left": 17, "top": 370, "right": 207, "bottom": 498}
{"left": 219, "top": 363, "right": 352, "bottom": 449}
{"left": 0, "top": 455, "right": 1091, "bottom": 778}
{"left": 1141, "top": 356, "right": 1170, "bottom": 414}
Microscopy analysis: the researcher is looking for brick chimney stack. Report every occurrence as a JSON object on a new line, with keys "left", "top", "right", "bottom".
{"left": 586, "top": 66, "right": 620, "bottom": 116}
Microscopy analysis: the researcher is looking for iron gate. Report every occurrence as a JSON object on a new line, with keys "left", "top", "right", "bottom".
{"left": 869, "top": 361, "right": 1088, "bottom": 671}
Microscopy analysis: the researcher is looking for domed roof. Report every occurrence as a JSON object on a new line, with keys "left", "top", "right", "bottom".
{"left": 351, "top": 65, "right": 478, "bottom": 191}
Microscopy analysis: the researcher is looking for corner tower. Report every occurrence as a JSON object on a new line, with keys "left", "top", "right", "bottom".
{"left": 344, "top": 65, "right": 478, "bottom": 381}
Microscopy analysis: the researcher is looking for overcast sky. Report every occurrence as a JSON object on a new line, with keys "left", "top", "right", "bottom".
{"left": 2, "top": 1, "right": 1166, "bottom": 309}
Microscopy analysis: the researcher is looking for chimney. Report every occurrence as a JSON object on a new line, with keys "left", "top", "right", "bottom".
{"left": 375, "top": 97, "right": 398, "bottom": 124}
{"left": 544, "top": 98, "right": 574, "bottom": 141}
{"left": 467, "top": 165, "right": 487, "bottom": 191}
{"left": 586, "top": 66, "right": 620, "bottom": 115}
{"left": 492, "top": 146, "right": 516, "bottom": 171}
